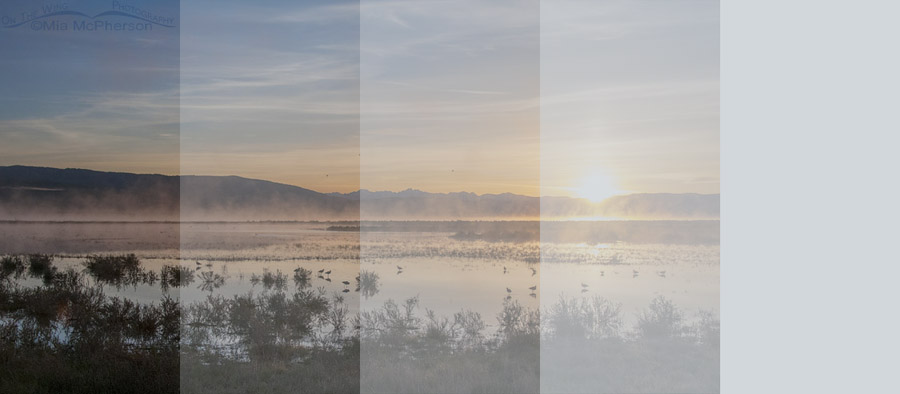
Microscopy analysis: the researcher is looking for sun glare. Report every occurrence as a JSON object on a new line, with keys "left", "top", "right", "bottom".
{"left": 575, "top": 173, "right": 621, "bottom": 202}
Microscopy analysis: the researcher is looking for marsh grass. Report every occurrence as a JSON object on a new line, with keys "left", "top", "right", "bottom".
{"left": 541, "top": 295, "right": 720, "bottom": 393}
{"left": 82, "top": 254, "right": 157, "bottom": 288}
{"left": 1, "top": 255, "right": 26, "bottom": 280}
{"left": 161, "top": 264, "right": 194, "bottom": 289}
{"left": 359, "top": 296, "right": 540, "bottom": 393}
{"left": 180, "top": 342, "right": 359, "bottom": 394}
{"left": 197, "top": 271, "right": 226, "bottom": 292}
{"left": 358, "top": 269, "right": 379, "bottom": 299}
{"left": 84, "top": 254, "right": 140, "bottom": 279}
{"left": 27, "top": 254, "right": 53, "bottom": 274}
{"left": 2, "top": 252, "right": 718, "bottom": 394}
{"left": 25, "top": 254, "right": 57, "bottom": 285}
{"left": 0, "top": 265, "right": 178, "bottom": 394}
{"left": 358, "top": 295, "right": 718, "bottom": 394}
{"left": 180, "top": 284, "right": 357, "bottom": 394}
{"left": 293, "top": 267, "right": 312, "bottom": 288}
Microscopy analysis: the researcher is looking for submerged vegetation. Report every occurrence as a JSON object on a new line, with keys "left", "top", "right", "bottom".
{"left": 358, "top": 269, "right": 379, "bottom": 299}
{"left": 358, "top": 294, "right": 718, "bottom": 393}
{"left": 542, "top": 295, "right": 720, "bottom": 393}
{"left": 2, "top": 245, "right": 718, "bottom": 393}
{"left": 1, "top": 255, "right": 26, "bottom": 279}
{"left": 161, "top": 264, "right": 194, "bottom": 289}
{"left": 1, "top": 263, "right": 179, "bottom": 393}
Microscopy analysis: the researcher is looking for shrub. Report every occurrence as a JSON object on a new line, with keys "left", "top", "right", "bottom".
{"left": 83, "top": 254, "right": 142, "bottom": 283}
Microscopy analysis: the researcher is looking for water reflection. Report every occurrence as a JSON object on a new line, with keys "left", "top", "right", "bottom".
{"left": 1, "top": 221, "right": 719, "bottom": 393}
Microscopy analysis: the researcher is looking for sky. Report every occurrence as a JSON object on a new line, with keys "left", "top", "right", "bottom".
{"left": 541, "top": 0, "right": 719, "bottom": 198}
{"left": 0, "top": 0, "right": 718, "bottom": 198}
{"left": 0, "top": 0, "right": 180, "bottom": 173}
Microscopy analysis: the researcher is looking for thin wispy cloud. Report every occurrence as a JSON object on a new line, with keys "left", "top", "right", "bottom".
{"left": 1, "top": 0, "right": 716, "bottom": 197}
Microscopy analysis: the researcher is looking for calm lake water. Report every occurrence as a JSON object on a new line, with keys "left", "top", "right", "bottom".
{"left": 3, "top": 221, "right": 719, "bottom": 327}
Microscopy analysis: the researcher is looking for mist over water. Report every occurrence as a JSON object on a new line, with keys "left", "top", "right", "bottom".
{"left": 1, "top": 165, "right": 719, "bottom": 222}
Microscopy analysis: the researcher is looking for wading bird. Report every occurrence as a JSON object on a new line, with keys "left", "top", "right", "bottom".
{"left": 530, "top": 267, "right": 537, "bottom": 276}
{"left": 318, "top": 269, "right": 325, "bottom": 274}
{"left": 342, "top": 280, "right": 350, "bottom": 286}
{"left": 506, "top": 287, "right": 512, "bottom": 294}
{"left": 325, "top": 270, "right": 331, "bottom": 275}
{"left": 528, "top": 285, "right": 537, "bottom": 291}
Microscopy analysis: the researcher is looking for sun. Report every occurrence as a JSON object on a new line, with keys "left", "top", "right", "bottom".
{"left": 575, "top": 173, "right": 621, "bottom": 202}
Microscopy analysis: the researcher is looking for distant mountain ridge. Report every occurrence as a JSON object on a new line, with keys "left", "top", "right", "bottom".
{"left": 0, "top": 165, "right": 718, "bottom": 220}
